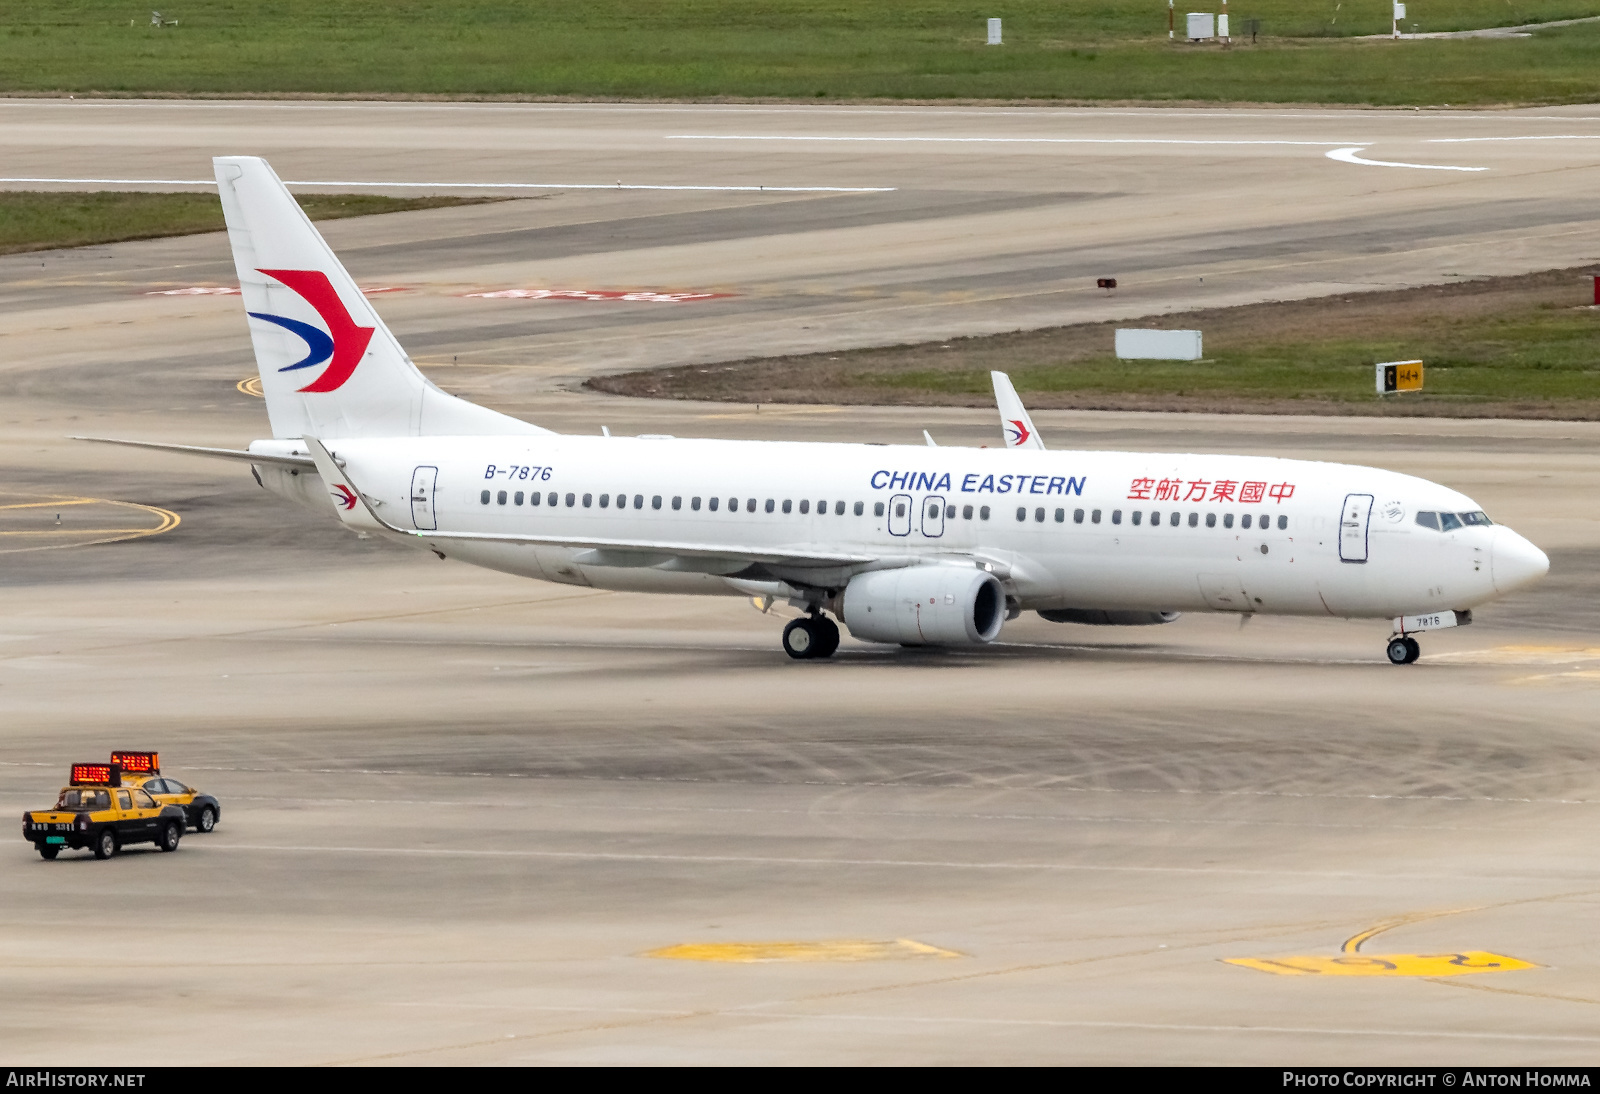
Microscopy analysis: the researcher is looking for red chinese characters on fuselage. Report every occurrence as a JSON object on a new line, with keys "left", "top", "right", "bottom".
{"left": 1127, "top": 477, "right": 1294, "bottom": 503}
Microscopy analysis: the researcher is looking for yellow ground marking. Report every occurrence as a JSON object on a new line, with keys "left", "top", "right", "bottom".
{"left": 1224, "top": 911, "right": 1540, "bottom": 978}
{"left": 644, "top": 939, "right": 963, "bottom": 963}
{"left": 1225, "top": 952, "right": 1538, "bottom": 977}
{"left": 0, "top": 494, "right": 179, "bottom": 554}
{"left": 237, "top": 376, "right": 264, "bottom": 397}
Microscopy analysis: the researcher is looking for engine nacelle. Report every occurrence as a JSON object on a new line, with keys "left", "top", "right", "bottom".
{"left": 839, "top": 566, "right": 1006, "bottom": 646}
{"left": 1037, "top": 609, "right": 1181, "bottom": 626}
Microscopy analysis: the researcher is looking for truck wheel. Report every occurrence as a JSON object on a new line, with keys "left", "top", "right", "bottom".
{"left": 93, "top": 829, "right": 117, "bottom": 860}
{"left": 197, "top": 807, "right": 216, "bottom": 833}
{"left": 158, "top": 822, "right": 181, "bottom": 852}
{"left": 38, "top": 845, "right": 59, "bottom": 861}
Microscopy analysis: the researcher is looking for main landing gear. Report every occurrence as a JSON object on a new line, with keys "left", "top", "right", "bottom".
{"left": 782, "top": 614, "right": 841, "bottom": 660}
{"left": 1386, "top": 635, "right": 1421, "bottom": 665}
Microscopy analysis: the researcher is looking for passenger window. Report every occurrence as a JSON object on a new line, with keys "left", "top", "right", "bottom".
{"left": 1223, "top": 513, "right": 1233, "bottom": 528}
{"left": 1131, "top": 511, "right": 1142, "bottom": 526}
{"left": 783, "top": 499, "right": 792, "bottom": 514}
{"left": 480, "top": 490, "right": 490, "bottom": 505}
{"left": 1259, "top": 512, "right": 1268, "bottom": 528}
{"left": 636, "top": 495, "right": 646, "bottom": 509}
{"left": 745, "top": 498, "right": 756, "bottom": 513}
{"left": 548, "top": 492, "right": 558, "bottom": 507}
{"left": 874, "top": 502, "right": 885, "bottom": 517}
{"left": 1241, "top": 514, "right": 1251, "bottom": 529}
{"left": 582, "top": 493, "right": 592, "bottom": 507}
{"left": 945, "top": 504, "right": 956, "bottom": 519}
{"left": 896, "top": 503, "right": 908, "bottom": 518}
{"left": 1277, "top": 515, "right": 1287, "bottom": 530}
{"left": 818, "top": 500, "right": 827, "bottom": 514}
{"left": 765, "top": 499, "right": 775, "bottom": 513}
{"left": 980, "top": 506, "right": 990, "bottom": 520}
{"left": 708, "top": 497, "right": 719, "bottom": 512}
{"left": 530, "top": 491, "right": 541, "bottom": 506}
{"left": 1205, "top": 513, "right": 1216, "bottom": 528}
{"left": 672, "top": 496, "right": 682, "bottom": 510}
{"left": 514, "top": 491, "right": 524, "bottom": 505}
{"left": 844, "top": 502, "right": 854, "bottom": 516}
{"left": 1035, "top": 508, "right": 1046, "bottom": 523}
{"left": 691, "top": 497, "right": 701, "bottom": 511}
{"left": 496, "top": 490, "right": 507, "bottom": 505}
{"left": 1073, "top": 508, "right": 1084, "bottom": 524}
{"left": 929, "top": 503, "right": 940, "bottom": 519}
{"left": 653, "top": 495, "right": 663, "bottom": 510}
{"left": 1016, "top": 507, "right": 1026, "bottom": 522}
{"left": 1054, "top": 508, "right": 1065, "bottom": 523}
{"left": 1150, "top": 511, "right": 1159, "bottom": 525}
{"left": 1171, "top": 512, "right": 1181, "bottom": 527}
{"left": 599, "top": 493, "right": 610, "bottom": 508}
{"left": 1439, "top": 512, "right": 1463, "bottom": 532}
{"left": 729, "top": 497, "right": 738, "bottom": 511}
{"left": 963, "top": 505, "right": 974, "bottom": 519}
{"left": 1187, "top": 512, "right": 1197, "bottom": 527}
{"left": 564, "top": 493, "right": 575, "bottom": 507}
{"left": 1092, "top": 509, "right": 1101, "bottom": 524}
{"left": 799, "top": 499, "right": 810, "bottom": 514}
{"left": 1111, "top": 509, "right": 1121, "bottom": 525}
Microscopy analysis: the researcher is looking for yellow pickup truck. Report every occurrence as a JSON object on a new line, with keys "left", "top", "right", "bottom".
{"left": 22, "top": 763, "right": 188, "bottom": 860}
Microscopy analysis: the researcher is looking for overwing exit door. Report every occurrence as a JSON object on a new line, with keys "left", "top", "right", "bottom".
{"left": 887, "top": 493, "right": 912, "bottom": 536}
{"left": 921, "top": 495, "right": 946, "bottom": 538}
{"left": 411, "top": 465, "right": 438, "bottom": 530}
{"left": 1340, "top": 493, "right": 1373, "bottom": 563}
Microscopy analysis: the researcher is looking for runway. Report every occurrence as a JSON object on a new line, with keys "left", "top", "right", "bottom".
{"left": 2, "top": 100, "right": 1599, "bottom": 1065}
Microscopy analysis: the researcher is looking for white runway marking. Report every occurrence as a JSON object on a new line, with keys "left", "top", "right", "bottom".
{"left": 1326, "top": 147, "right": 1488, "bottom": 172}
{"left": 0, "top": 176, "right": 895, "bottom": 193}
{"left": 669, "top": 135, "right": 1368, "bottom": 146}
{"left": 1430, "top": 134, "right": 1600, "bottom": 142}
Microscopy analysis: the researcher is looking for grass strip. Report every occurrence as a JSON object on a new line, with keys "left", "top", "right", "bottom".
{"left": 0, "top": 191, "right": 503, "bottom": 256}
{"left": 4, "top": 1, "right": 1600, "bottom": 106}
{"left": 589, "top": 267, "right": 1600, "bottom": 420}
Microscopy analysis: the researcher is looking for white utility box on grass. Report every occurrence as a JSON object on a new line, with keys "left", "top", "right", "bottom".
{"left": 1186, "top": 13, "right": 1215, "bottom": 40}
{"left": 987, "top": 18, "right": 1002, "bottom": 44}
{"left": 1116, "top": 329, "right": 1203, "bottom": 360}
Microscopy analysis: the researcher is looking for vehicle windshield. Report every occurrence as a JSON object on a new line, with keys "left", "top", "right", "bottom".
{"left": 56, "top": 788, "right": 110, "bottom": 810}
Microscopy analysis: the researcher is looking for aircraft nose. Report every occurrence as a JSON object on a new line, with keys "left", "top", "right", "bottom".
{"left": 1491, "top": 527, "right": 1549, "bottom": 594}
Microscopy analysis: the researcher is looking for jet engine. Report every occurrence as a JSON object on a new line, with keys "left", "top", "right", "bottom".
{"left": 839, "top": 566, "right": 1006, "bottom": 646}
{"left": 1037, "top": 609, "right": 1180, "bottom": 626}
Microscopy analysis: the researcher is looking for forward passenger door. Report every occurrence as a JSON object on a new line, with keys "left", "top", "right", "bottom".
{"left": 1340, "top": 493, "right": 1374, "bottom": 563}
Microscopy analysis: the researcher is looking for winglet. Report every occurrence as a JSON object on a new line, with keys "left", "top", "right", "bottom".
{"left": 302, "top": 435, "right": 389, "bottom": 533}
{"left": 990, "top": 371, "right": 1044, "bottom": 450}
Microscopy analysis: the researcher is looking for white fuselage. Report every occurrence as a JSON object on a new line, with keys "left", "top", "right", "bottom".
{"left": 254, "top": 433, "right": 1545, "bottom": 621}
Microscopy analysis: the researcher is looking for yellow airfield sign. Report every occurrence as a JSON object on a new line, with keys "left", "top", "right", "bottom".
{"left": 1377, "top": 359, "right": 1424, "bottom": 395}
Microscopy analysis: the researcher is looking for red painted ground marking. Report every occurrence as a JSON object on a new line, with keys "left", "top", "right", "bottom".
{"left": 463, "top": 288, "right": 734, "bottom": 303}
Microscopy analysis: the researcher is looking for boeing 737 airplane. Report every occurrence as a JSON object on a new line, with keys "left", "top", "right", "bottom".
{"left": 82, "top": 157, "right": 1550, "bottom": 664}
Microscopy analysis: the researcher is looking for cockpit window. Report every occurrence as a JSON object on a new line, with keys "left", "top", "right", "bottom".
{"left": 1438, "top": 512, "right": 1463, "bottom": 532}
{"left": 1460, "top": 511, "right": 1493, "bottom": 526}
{"left": 1415, "top": 512, "right": 1439, "bottom": 531}
{"left": 1416, "top": 510, "right": 1493, "bottom": 532}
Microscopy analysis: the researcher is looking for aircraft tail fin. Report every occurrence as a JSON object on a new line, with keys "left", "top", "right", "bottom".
{"left": 990, "top": 371, "right": 1045, "bottom": 450}
{"left": 213, "top": 156, "right": 547, "bottom": 440}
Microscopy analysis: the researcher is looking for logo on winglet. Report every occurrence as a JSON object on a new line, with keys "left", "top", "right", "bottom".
{"left": 330, "top": 484, "right": 358, "bottom": 511}
{"left": 1005, "top": 419, "right": 1031, "bottom": 446}
{"left": 248, "top": 269, "right": 375, "bottom": 393}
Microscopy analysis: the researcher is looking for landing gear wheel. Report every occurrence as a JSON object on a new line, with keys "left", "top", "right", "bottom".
{"left": 93, "top": 829, "right": 117, "bottom": 859}
{"left": 1403, "top": 636, "right": 1421, "bottom": 664}
{"left": 1386, "top": 637, "right": 1413, "bottom": 665}
{"left": 811, "top": 616, "right": 840, "bottom": 659}
{"left": 158, "top": 821, "right": 182, "bottom": 852}
{"left": 782, "top": 618, "right": 818, "bottom": 660}
{"left": 196, "top": 807, "right": 216, "bottom": 833}
{"left": 37, "top": 845, "right": 58, "bottom": 861}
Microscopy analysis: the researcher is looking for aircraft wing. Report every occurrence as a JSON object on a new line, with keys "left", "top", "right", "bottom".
{"left": 301, "top": 437, "right": 878, "bottom": 569}
{"left": 990, "top": 371, "right": 1045, "bottom": 450}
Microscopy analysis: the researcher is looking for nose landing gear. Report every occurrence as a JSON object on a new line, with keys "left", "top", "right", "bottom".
{"left": 1386, "top": 635, "right": 1420, "bottom": 665}
{"left": 782, "top": 614, "right": 841, "bottom": 660}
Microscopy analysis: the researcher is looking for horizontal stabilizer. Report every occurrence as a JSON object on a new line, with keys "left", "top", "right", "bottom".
{"left": 73, "top": 436, "right": 316, "bottom": 468}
